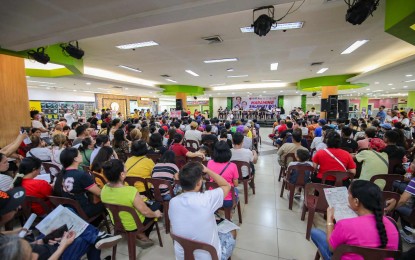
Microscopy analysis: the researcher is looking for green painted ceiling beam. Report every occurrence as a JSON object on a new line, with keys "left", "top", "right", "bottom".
{"left": 297, "top": 74, "right": 367, "bottom": 91}
{"left": 159, "top": 85, "right": 205, "bottom": 95}
{"left": 0, "top": 43, "right": 84, "bottom": 77}
{"left": 385, "top": 0, "right": 415, "bottom": 46}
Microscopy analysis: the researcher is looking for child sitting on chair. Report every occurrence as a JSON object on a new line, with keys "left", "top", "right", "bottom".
{"left": 287, "top": 149, "right": 314, "bottom": 198}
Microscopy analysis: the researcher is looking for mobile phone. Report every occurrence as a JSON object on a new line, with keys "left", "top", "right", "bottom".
{"left": 20, "top": 126, "right": 31, "bottom": 133}
{"left": 42, "top": 224, "right": 68, "bottom": 244}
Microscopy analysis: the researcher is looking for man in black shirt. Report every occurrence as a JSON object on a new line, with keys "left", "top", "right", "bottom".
{"left": 340, "top": 126, "right": 358, "bottom": 152}
{"left": 87, "top": 112, "right": 98, "bottom": 129}
{"left": 382, "top": 130, "right": 406, "bottom": 174}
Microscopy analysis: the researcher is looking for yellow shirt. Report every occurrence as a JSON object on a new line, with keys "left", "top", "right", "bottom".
{"left": 145, "top": 112, "right": 151, "bottom": 118}
{"left": 247, "top": 130, "right": 253, "bottom": 138}
{"left": 125, "top": 156, "right": 154, "bottom": 193}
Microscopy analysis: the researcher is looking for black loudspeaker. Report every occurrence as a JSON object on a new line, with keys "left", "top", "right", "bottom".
{"left": 337, "top": 99, "right": 349, "bottom": 113}
{"left": 339, "top": 112, "right": 349, "bottom": 120}
{"left": 176, "top": 99, "right": 183, "bottom": 110}
{"left": 321, "top": 99, "right": 329, "bottom": 112}
{"left": 328, "top": 110, "right": 337, "bottom": 120}
{"left": 328, "top": 95, "right": 338, "bottom": 110}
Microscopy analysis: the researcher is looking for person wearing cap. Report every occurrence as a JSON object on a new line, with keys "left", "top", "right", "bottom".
{"left": 378, "top": 123, "right": 392, "bottom": 139}
{"left": 314, "top": 119, "right": 326, "bottom": 138}
{"left": 185, "top": 121, "right": 202, "bottom": 143}
{"left": 355, "top": 138, "right": 389, "bottom": 189}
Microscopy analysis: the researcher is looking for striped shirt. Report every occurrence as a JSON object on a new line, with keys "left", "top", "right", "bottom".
{"left": 151, "top": 163, "right": 179, "bottom": 196}
{"left": 405, "top": 178, "right": 415, "bottom": 196}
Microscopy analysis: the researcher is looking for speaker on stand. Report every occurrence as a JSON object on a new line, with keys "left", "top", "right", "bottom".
{"left": 176, "top": 99, "right": 183, "bottom": 110}
{"left": 338, "top": 99, "right": 349, "bottom": 120}
{"left": 327, "top": 95, "right": 338, "bottom": 120}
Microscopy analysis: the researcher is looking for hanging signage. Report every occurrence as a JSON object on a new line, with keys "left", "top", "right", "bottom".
{"left": 232, "top": 96, "right": 277, "bottom": 110}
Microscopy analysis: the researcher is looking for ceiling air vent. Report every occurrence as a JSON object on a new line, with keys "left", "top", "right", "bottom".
{"left": 311, "top": 62, "right": 324, "bottom": 66}
{"left": 202, "top": 35, "right": 223, "bottom": 44}
{"left": 160, "top": 74, "right": 171, "bottom": 78}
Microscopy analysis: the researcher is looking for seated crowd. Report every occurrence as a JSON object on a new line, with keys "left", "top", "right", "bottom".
{"left": 273, "top": 111, "right": 415, "bottom": 259}
{"left": 0, "top": 109, "right": 261, "bottom": 259}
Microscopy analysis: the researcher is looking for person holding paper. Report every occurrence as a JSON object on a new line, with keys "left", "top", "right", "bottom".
{"left": 310, "top": 180, "right": 399, "bottom": 260}
{"left": 0, "top": 187, "right": 122, "bottom": 260}
{"left": 169, "top": 161, "right": 236, "bottom": 260}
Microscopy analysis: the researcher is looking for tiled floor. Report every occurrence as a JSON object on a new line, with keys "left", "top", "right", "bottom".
{"left": 101, "top": 128, "right": 320, "bottom": 259}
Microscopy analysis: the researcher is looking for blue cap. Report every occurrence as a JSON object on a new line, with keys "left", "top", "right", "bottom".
{"left": 318, "top": 119, "right": 327, "bottom": 125}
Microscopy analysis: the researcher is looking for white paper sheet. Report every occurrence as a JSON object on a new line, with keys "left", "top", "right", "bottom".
{"left": 324, "top": 187, "right": 357, "bottom": 221}
{"left": 217, "top": 219, "right": 240, "bottom": 234}
{"left": 35, "top": 205, "right": 88, "bottom": 238}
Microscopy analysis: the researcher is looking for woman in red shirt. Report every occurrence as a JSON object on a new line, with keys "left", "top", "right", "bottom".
{"left": 312, "top": 131, "right": 356, "bottom": 186}
{"left": 14, "top": 157, "right": 53, "bottom": 216}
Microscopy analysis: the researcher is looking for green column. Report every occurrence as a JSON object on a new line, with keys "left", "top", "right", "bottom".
{"left": 209, "top": 97, "right": 213, "bottom": 119}
{"left": 301, "top": 95, "right": 307, "bottom": 111}
{"left": 408, "top": 91, "right": 415, "bottom": 109}
{"left": 227, "top": 97, "right": 233, "bottom": 110}
{"left": 278, "top": 96, "right": 284, "bottom": 108}
{"left": 360, "top": 96, "right": 369, "bottom": 112}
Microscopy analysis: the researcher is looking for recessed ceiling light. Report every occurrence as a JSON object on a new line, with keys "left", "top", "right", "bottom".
{"left": 406, "top": 74, "right": 413, "bottom": 77}
{"left": 240, "top": 21, "right": 304, "bottom": 33}
{"left": 86, "top": 82, "right": 91, "bottom": 85}
{"left": 341, "top": 40, "right": 369, "bottom": 54}
{"left": 374, "top": 82, "right": 379, "bottom": 84}
{"left": 317, "top": 68, "right": 328, "bottom": 74}
{"left": 209, "top": 94, "right": 212, "bottom": 96}
{"left": 296, "top": 91, "right": 299, "bottom": 94}
{"left": 149, "top": 92, "right": 152, "bottom": 93}
{"left": 116, "top": 41, "right": 159, "bottom": 49}
{"left": 46, "top": 87, "right": 50, "bottom": 90}
{"left": 125, "top": 88, "right": 129, "bottom": 90}
{"left": 226, "top": 68, "right": 234, "bottom": 72}
{"left": 366, "top": 88, "right": 370, "bottom": 90}
{"left": 209, "top": 83, "right": 226, "bottom": 86}
{"left": 405, "top": 79, "right": 415, "bottom": 83}
{"left": 280, "top": 90, "right": 283, "bottom": 92}
{"left": 203, "top": 58, "right": 238, "bottom": 63}
{"left": 227, "top": 75, "right": 248, "bottom": 78}
{"left": 118, "top": 65, "right": 142, "bottom": 72}
{"left": 388, "top": 83, "right": 393, "bottom": 86}
{"left": 261, "top": 79, "right": 281, "bottom": 82}
{"left": 391, "top": 87, "right": 396, "bottom": 89}
{"left": 232, "top": 92, "right": 235, "bottom": 94}
{"left": 185, "top": 70, "right": 199, "bottom": 77}
{"left": 165, "top": 79, "right": 177, "bottom": 83}
{"left": 263, "top": 91, "right": 267, "bottom": 93}
{"left": 73, "top": 90, "right": 77, "bottom": 92}
{"left": 270, "top": 63, "right": 278, "bottom": 71}
{"left": 403, "top": 86, "right": 408, "bottom": 88}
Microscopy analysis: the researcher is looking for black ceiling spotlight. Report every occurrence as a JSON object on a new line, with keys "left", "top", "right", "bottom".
{"left": 345, "top": 0, "right": 380, "bottom": 25}
{"left": 252, "top": 6, "right": 276, "bottom": 37}
{"left": 193, "top": 96, "right": 197, "bottom": 100}
{"left": 27, "top": 47, "right": 50, "bottom": 64}
{"left": 60, "top": 41, "right": 84, "bottom": 59}
{"left": 312, "top": 92, "right": 317, "bottom": 96}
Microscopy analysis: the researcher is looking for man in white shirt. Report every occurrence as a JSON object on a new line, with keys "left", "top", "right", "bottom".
{"left": 169, "top": 162, "right": 234, "bottom": 260}
{"left": 64, "top": 109, "right": 76, "bottom": 126}
{"left": 184, "top": 121, "right": 202, "bottom": 143}
{"left": 231, "top": 132, "right": 257, "bottom": 178}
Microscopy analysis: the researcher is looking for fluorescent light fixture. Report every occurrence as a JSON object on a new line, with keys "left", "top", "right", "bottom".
{"left": 403, "top": 86, "right": 408, "bottom": 88}
{"left": 73, "top": 90, "right": 77, "bottom": 92}
{"left": 210, "top": 82, "right": 288, "bottom": 91}
{"left": 166, "top": 79, "right": 177, "bottom": 83}
{"left": 226, "top": 68, "right": 234, "bottom": 72}
{"left": 405, "top": 79, "right": 415, "bottom": 83}
{"left": 27, "top": 80, "right": 56, "bottom": 85}
{"left": 84, "top": 67, "right": 157, "bottom": 87}
{"left": 210, "top": 83, "right": 226, "bottom": 86}
{"left": 270, "top": 63, "right": 279, "bottom": 71}
{"left": 280, "top": 90, "right": 283, "bottom": 93}
{"left": 240, "top": 21, "right": 304, "bottom": 33}
{"left": 227, "top": 75, "right": 248, "bottom": 78}
{"left": 366, "top": 88, "right": 370, "bottom": 90}
{"left": 116, "top": 41, "right": 158, "bottom": 49}
{"left": 261, "top": 79, "right": 281, "bottom": 82}
{"left": 391, "top": 88, "right": 396, "bottom": 89}
{"left": 118, "top": 65, "right": 142, "bottom": 72}
{"left": 125, "top": 88, "right": 129, "bottom": 90}
{"left": 86, "top": 82, "right": 91, "bottom": 85}
{"left": 203, "top": 58, "right": 238, "bottom": 63}
{"left": 316, "top": 68, "right": 328, "bottom": 74}
{"left": 341, "top": 40, "right": 369, "bottom": 54}
{"left": 374, "top": 82, "right": 379, "bottom": 84}
{"left": 185, "top": 70, "right": 199, "bottom": 77}
{"left": 406, "top": 74, "right": 413, "bottom": 77}
{"left": 372, "top": 90, "right": 383, "bottom": 92}
{"left": 388, "top": 83, "right": 393, "bottom": 86}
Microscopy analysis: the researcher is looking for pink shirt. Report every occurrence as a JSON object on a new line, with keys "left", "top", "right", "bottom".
{"left": 329, "top": 215, "right": 399, "bottom": 260}
{"left": 207, "top": 160, "right": 238, "bottom": 201}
